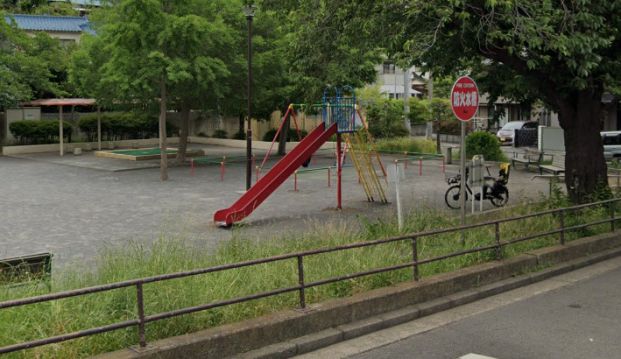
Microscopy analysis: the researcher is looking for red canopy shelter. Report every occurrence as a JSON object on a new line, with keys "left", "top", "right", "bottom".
{"left": 21, "top": 98, "right": 98, "bottom": 156}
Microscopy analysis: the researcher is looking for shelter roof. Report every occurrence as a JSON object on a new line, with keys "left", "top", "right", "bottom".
{"left": 22, "top": 98, "right": 96, "bottom": 107}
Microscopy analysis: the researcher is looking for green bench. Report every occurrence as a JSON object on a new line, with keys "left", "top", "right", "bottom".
{"left": 0, "top": 252, "right": 52, "bottom": 284}
{"left": 538, "top": 154, "right": 565, "bottom": 175}
{"left": 511, "top": 149, "right": 550, "bottom": 170}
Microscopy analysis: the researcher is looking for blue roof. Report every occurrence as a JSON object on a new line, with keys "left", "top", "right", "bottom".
{"left": 4, "top": 14, "right": 93, "bottom": 34}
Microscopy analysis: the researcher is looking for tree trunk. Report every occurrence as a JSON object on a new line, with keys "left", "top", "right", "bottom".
{"left": 278, "top": 112, "right": 290, "bottom": 156}
{"left": 159, "top": 78, "right": 169, "bottom": 181}
{"left": 176, "top": 102, "right": 190, "bottom": 164}
{"left": 557, "top": 92, "right": 607, "bottom": 203}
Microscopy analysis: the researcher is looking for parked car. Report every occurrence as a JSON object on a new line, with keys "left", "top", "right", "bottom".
{"left": 496, "top": 121, "right": 538, "bottom": 144}
{"left": 601, "top": 131, "right": 621, "bottom": 161}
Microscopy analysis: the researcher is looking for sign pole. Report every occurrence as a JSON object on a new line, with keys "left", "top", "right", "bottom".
{"left": 460, "top": 121, "right": 466, "bottom": 243}
{"left": 450, "top": 75, "right": 479, "bottom": 245}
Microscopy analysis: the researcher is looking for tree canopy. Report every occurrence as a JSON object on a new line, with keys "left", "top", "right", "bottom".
{"left": 282, "top": 0, "right": 621, "bottom": 201}
{"left": 0, "top": 13, "right": 66, "bottom": 110}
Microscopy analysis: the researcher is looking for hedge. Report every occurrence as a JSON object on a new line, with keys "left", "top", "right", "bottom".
{"left": 78, "top": 113, "right": 177, "bottom": 142}
{"left": 9, "top": 120, "right": 72, "bottom": 145}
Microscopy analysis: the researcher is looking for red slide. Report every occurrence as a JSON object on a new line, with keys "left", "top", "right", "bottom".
{"left": 214, "top": 122, "right": 338, "bottom": 226}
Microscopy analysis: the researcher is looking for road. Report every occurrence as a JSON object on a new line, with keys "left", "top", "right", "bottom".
{"left": 296, "top": 256, "right": 621, "bottom": 359}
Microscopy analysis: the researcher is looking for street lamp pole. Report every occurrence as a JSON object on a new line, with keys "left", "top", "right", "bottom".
{"left": 243, "top": 4, "right": 256, "bottom": 191}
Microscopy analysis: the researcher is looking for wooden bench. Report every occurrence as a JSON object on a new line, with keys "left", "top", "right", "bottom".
{"left": 538, "top": 154, "right": 565, "bottom": 175}
{"left": 0, "top": 252, "right": 52, "bottom": 284}
{"left": 511, "top": 149, "right": 548, "bottom": 170}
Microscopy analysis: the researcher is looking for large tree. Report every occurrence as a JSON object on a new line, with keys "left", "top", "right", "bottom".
{"left": 81, "top": 0, "right": 237, "bottom": 180}
{"left": 0, "top": 14, "right": 66, "bottom": 110}
{"left": 285, "top": 0, "right": 621, "bottom": 202}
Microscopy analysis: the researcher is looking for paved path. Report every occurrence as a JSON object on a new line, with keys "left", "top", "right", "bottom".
{"left": 296, "top": 256, "right": 621, "bottom": 359}
{"left": 0, "top": 147, "right": 550, "bottom": 268}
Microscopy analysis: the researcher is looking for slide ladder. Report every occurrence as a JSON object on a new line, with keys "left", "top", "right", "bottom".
{"left": 214, "top": 122, "right": 338, "bottom": 226}
{"left": 345, "top": 130, "right": 388, "bottom": 203}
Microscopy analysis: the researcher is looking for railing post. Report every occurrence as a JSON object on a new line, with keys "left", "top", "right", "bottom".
{"left": 136, "top": 283, "right": 146, "bottom": 348}
{"left": 495, "top": 222, "right": 502, "bottom": 260}
{"left": 559, "top": 209, "right": 565, "bottom": 245}
{"left": 297, "top": 256, "right": 306, "bottom": 309}
{"left": 411, "top": 236, "right": 419, "bottom": 281}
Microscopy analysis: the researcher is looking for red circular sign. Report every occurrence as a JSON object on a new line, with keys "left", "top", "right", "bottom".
{"left": 450, "top": 76, "right": 479, "bottom": 122}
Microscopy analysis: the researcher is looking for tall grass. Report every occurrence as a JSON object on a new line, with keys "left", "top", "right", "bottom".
{"left": 0, "top": 197, "right": 617, "bottom": 358}
{"left": 375, "top": 137, "right": 437, "bottom": 154}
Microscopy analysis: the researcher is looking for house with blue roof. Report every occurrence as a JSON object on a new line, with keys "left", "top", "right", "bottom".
{"left": 4, "top": 14, "right": 93, "bottom": 45}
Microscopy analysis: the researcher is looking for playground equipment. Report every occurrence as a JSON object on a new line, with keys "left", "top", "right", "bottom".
{"left": 213, "top": 87, "right": 387, "bottom": 226}
{"left": 343, "top": 111, "right": 388, "bottom": 203}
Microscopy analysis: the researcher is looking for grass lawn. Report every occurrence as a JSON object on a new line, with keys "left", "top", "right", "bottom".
{"left": 0, "top": 194, "right": 616, "bottom": 358}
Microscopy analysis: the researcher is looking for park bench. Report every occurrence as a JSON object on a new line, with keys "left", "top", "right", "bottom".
{"left": 538, "top": 154, "right": 565, "bottom": 175}
{"left": 0, "top": 252, "right": 52, "bottom": 284}
{"left": 511, "top": 149, "right": 549, "bottom": 170}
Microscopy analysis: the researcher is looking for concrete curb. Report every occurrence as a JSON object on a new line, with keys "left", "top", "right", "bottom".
{"left": 96, "top": 232, "right": 621, "bottom": 359}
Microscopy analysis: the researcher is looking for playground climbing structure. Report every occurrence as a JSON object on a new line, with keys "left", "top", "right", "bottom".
{"left": 344, "top": 117, "right": 388, "bottom": 203}
{"left": 214, "top": 86, "right": 387, "bottom": 226}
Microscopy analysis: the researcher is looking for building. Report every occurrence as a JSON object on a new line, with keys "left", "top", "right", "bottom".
{"left": 4, "top": 14, "right": 94, "bottom": 45}
{"left": 48, "top": 0, "right": 102, "bottom": 15}
{"left": 375, "top": 63, "right": 424, "bottom": 99}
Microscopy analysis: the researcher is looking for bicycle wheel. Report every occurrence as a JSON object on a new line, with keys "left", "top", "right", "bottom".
{"left": 490, "top": 188, "right": 509, "bottom": 207}
{"left": 445, "top": 185, "right": 467, "bottom": 209}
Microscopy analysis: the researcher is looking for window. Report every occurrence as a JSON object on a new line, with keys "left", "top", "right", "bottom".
{"left": 382, "top": 62, "right": 395, "bottom": 74}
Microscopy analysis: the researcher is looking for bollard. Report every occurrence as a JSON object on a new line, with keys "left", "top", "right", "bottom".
{"left": 442, "top": 156, "right": 446, "bottom": 173}
{"left": 220, "top": 159, "right": 225, "bottom": 182}
{"left": 446, "top": 147, "right": 453, "bottom": 165}
{"left": 419, "top": 157, "right": 423, "bottom": 176}
{"left": 190, "top": 158, "right": 195, "bottom": 176}
{"left": 328, "top": 167, "right": 331, "bottom": 188}
{"left": 294, "top": 171, "right": 298, "bottom": 191}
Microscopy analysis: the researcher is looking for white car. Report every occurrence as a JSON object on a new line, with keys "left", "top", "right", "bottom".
{"left": 602, "top": 131, "right": 621, "bottom": 161}
{"left": 496, "top": 121, "right": 538, "bottom": 144}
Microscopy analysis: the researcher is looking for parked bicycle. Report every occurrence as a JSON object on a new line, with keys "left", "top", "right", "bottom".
{"left": 444, "top": 163, "right": 511, "bottom": 209}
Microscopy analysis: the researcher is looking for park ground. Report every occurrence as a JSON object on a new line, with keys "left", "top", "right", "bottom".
{"left": 0, "top": 144, "right": 550, "bottom": 269}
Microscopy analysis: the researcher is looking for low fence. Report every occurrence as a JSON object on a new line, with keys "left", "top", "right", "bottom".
{"left": 1, "top": 198, "right": 620, "bottom": 355}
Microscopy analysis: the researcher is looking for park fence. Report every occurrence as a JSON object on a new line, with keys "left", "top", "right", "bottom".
{"left": 1, "top": 198, "right": 620, "bottom": 355}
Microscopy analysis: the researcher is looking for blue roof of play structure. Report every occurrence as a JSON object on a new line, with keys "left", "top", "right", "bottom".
{"left": 4, "top": 14, "right": 93, "bottom": 34}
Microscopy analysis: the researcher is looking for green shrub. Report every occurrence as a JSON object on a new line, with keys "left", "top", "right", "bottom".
{"left": 375, "top": 137, "right": 437, "bottom": 154}
{"left": 9, "top": 120, "right": 72, "bottom": 145}
{"left": 465, "top": 131, "right": 507, "bottom": 161}
{"left": 212, "top": 129, "right": 228, "bottom": 139}
{"left": 408, "top": 98, "right": 431, "bottom": 124}
{"left": 408, "top": 98, "right": 452, "bottom": 125}
{"left": 366, "top": 100, "right": 409, "bottom": 138}
{"left": 232, "top": 131, "right": 246, "bottom": 140}
{"left": 262, "top": 128, "right": 308, "bottom": 142}
{"left": 78, "top": 113, "right": 177, "bottom": 142}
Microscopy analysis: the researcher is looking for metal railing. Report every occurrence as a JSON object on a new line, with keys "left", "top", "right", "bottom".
{"left": 1, "top": 198, "right": 620, "bottom": 355}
